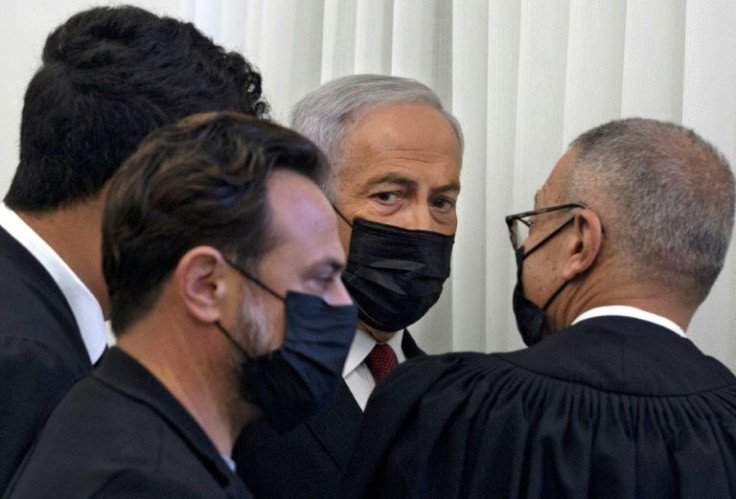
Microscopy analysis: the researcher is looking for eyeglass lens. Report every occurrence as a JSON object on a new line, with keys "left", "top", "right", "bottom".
{"left": 511, "top": 219, "right": 530, "bottom": 250}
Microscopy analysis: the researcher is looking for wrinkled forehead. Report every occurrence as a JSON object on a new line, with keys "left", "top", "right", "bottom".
{"left": 347, "top": 103, "right": 461, "bottom": 157}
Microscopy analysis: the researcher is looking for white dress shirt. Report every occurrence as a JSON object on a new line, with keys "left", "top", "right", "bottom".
{"left": 572, "top": 305, "right": 686, "bottom": 337}
{"left": 0, "top": 203, "right": 107, "bottom": 363}
{"left": 221, "top": 454, "right": 237, "bottom": 472}
{"left": 343, "top": 328, "right": 406, "bottom": 411}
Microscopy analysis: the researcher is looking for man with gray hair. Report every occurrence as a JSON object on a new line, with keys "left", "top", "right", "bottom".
{"left": 234, "top": 74, "right": 464, "bottom": 497}
{"left": 344, "top": 118, "right": 736, "bottom": 498}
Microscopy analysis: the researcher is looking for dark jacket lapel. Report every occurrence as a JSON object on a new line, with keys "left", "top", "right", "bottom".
{"left": 401, "top": 329, "right": 425, "bottom": 359}
{"left": 0, "top": 225, "right": 88, "bottom": 372}
{"left": 305, "top": 379, "right": 363, "bottom": 471}
{"left": 305, "top": 329, "right": 425, "bottom": 470}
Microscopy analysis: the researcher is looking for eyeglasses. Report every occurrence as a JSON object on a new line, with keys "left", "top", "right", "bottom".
{"left": 505, "top": 202, "right": 588, "bottom": 251}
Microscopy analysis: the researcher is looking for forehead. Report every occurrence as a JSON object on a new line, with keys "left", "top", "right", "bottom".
{"left": 347, "top": 102, "right": 460, "bottom": 156}
{"left": 340, "top": 102, "right": 462, "bottom": 185}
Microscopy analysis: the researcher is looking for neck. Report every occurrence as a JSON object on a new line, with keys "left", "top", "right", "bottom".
{"left": 17, "top": 198, "right": 108, "bottom": 316}
{"left": 360, "top": 321, "right": 397, "bottom": 343}
{"left": 118, "top": 312, "right": 260, "bottom": 457}
{"left": 550, "top": 271, "right": 696, "bottom": 335}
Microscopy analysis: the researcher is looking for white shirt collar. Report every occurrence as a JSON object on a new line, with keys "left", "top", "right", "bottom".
{"left": 342, "top": 327, "right": 405, "bottom": 377}
{"left": 572, "top": 305, "right": 686, "bottom": 337}
{"left": 0, "top": 203, "right": 107, "bottom": 363}
{"left": 221, "top": 454, "right": 236, "bottom": 472}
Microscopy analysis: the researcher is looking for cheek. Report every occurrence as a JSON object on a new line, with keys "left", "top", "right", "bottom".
{"left": 443, "top": 212, "right": 458, "bottom": 234}
{"left": 239, "top": 297, "right": 285, "bottom": 356}
{"left": 337, "top": 223, "right": 352, "bottom": 257}
{"left": 269, "top": 306, "right": 286, "bottom": 350}
{"left": 253, "top": 300, "right": 285, "bottom": 354}
{"left": 522, "top": 255, "right": 559, "bottom": 306}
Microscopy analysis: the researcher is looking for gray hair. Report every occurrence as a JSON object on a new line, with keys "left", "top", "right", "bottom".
{"left": 290, "top": 74, "right": 464, "bottom": 200}
{"left": 567, "top": 118, "right": 735, "bottom": 301}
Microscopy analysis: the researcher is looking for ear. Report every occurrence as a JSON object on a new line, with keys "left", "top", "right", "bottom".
{"left": 174, "top": 246, "right": 230, "bottom": 324}
{"left": 560, "top": 210, "right": 602, "bottom": 281}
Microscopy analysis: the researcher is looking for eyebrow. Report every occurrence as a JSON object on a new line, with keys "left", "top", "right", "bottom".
{"left": 363, "top": 173, "right": 460, "bottom": 195}
{"left": 363, "top": 173, "right": 417, "bottom": 190}
{"left": 312, "top": 258, "right": 346, "bottom": 274}
{"left": 431, "top": 183, "right": 461, "bottom": 196}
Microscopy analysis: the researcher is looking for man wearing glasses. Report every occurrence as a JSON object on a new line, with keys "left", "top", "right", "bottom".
{"left": 343, "top": 118, "right": 736, "bottom": 498}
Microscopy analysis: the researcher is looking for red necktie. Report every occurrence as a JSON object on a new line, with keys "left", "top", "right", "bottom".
{"left": 366, "top": 343, "right": 398, "bottom": 384}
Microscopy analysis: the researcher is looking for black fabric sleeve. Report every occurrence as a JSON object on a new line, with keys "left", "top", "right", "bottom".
{"left": 0, "top": 334, "right": 78, "bottom": 492}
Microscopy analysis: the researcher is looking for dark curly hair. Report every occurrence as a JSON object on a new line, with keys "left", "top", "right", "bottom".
{"left": 6, "top": 5, "right": 269, "bottom": 211}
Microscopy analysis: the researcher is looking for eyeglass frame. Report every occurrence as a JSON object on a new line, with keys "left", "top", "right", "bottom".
{"left": 505, "top": 202, "right": 589, "bottom": 253}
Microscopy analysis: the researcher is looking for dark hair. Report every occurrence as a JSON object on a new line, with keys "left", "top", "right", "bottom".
{"left": 6, "top": 5, "right": 269, "bottom": 212}
{"left": 103, "top": 112, "right": 327, "bottom": 333}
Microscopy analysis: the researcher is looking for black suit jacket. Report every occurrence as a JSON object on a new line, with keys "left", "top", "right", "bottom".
{"left": 233, "top": 331, "right": 424, "bottom": 498}
{"left": 5, "top": 348, "right": 251, "bottom": 498}
{"left": 0, "top": 226, "right": 92, "bottom": 492}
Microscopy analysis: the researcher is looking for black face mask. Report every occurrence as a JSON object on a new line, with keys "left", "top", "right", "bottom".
{"left": 216, "top": 263, "right": 357, "bottom": 432}
{"left": 511, "top": 216, "right": 576, "bottom": 346}
{"left": 337, "top": 214, "right": 454, "bottom": 332}
{"left": 512, "top": 247, "right": 568, "bottom": 346}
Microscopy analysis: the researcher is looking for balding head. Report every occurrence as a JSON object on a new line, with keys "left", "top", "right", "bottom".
{"left": 566, "top": 118, "right": 734, "bottom": 303}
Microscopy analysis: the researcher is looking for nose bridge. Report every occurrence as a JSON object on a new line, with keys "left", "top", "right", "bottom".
{"left": 332, "top": 276, "right": 353, "bottom": 306}
{"left": 405, "top": 199, "right": 434, "bottom": 231}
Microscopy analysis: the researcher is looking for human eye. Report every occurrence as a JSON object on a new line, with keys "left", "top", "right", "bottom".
{"left": 430, "top": 196, "right": 456, "bottom": 213}
{"left": 312, "top": 272, "right": 333, "bottom": 287}
{"left": 306, "top": 265, "right": 342, "bottom": 294}
{"left": 371, "top": 191, "right": 402, "bottom": 205}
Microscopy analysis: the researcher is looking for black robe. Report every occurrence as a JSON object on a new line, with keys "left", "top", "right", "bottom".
{"left": 342, "top": 317, "right": 736, "bottom": 498}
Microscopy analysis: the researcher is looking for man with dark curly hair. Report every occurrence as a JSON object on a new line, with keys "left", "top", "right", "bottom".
{"left": 0, "top": 6, "right": 268, "bottom": 490}
{"left": 6, "top": 112, "right": 356, "bottom": 498}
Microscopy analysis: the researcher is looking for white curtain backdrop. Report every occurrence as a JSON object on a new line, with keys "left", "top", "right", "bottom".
{"left": 2, "top": 0, "right": 735, "bottom": 367}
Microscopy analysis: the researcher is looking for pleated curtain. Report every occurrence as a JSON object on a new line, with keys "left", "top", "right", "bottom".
{"left": 4, "top": 0, "right": 734, "bottom": 367}
{"left": 183, "top": 0, "right": 736, "bottom": 367}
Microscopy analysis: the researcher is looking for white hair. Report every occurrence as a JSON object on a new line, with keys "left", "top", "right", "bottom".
{"left": 568, "top": 118, "right": 735, "bottom": 301}
{"left": 291, "top": 74, "right": 464, "bottom": 200}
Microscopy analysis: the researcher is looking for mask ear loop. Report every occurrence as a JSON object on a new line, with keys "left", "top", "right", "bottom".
{"left": 521, "top": 216, "right": 576, "bottom": 260}
{"left": 216, "top": 257, "right": 281, "bottom": 363}
{"left": 332, "top": 205, "right": 353, "bottom": 227}
{"left": 541, "top": 279, "right": 568, "bottom": 311}
{"left": 214, "top": 320, "right": 251, "bottom": 358}
{"left": 212, "top": 320, "right": 265, "bottom": 403}
{"left": 223, "top": 256, "right": 286, "bottom": 302}
{"left": 516, "top": 215, "right": 577, "bottom": 313}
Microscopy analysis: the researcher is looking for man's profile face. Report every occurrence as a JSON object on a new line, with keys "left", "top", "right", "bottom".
{"left": 235, "top": 169, "right": 352, "bottom": 354}
{"left": 333, "top": 102, "right": 462, "bottom": 254}
{"left": 520, "top": 148, "right": 579, "bottom": 329}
